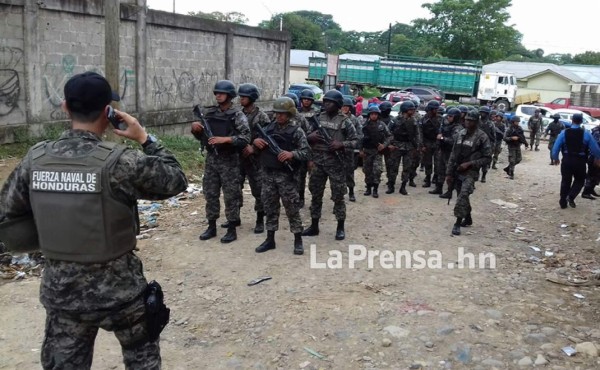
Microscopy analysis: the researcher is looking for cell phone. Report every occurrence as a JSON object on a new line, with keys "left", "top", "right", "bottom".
{"left": 106, "top": 106, "right": 126, "bottom": 130}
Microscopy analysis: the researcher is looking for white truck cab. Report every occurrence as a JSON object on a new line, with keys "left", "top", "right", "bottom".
{"left": 477, "top": 72, "right": 517, "bottom": 111}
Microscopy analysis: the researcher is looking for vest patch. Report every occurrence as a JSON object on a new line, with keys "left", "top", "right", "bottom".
{"left": 31, "top": 170, "right": 101, "bottom": 193}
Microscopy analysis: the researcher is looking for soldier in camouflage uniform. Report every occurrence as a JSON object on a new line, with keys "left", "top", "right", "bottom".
{"left": 410, "top": 99, "right": 423, "bottom": 182}
{"left": 360, "top": 105, "right": 392, "bottom": 198}
{"left": 545, "top": 113, "right": 565, "bottom": 165}
{"left": 446, "top": 110, "right": 492, "bottom": 236}
{"left": 491, "top": 110, "right": 506, "bottom": 170}
{"left": 342, "top": 97, "right": 362, "bottom": 201}
{"left": 192, "top": 80, "right": 250, "bottom": 243}
{"left": 458, "top": 105, "right": 469, "bottom": 127}
{"left": 252, "top": 97, "right": 311, "bottom": 254}
{"left": 432, "top": 108, "right": 461, "bottom": 197}
{"left": 302, "top": 90, "right": 358, "bottom": 240}
{"left": 420, "top": 101, "right": 442, "bottom": 187}
{"left": 0, "top": 72, "right": 188, "bottom": 370}
{"left": 236, "top": 83, "right": 271, "bottom": 234}
{"left": 378, "top": 101, "right": 395, "bottom": 190}
{"left": 528, "top": 109, "right": 543, "bottom": 151}
{"left": 386, "top": 101, "right": 421, "bottom": 195}
{"left": 477, "top": 106, "right": 496, "bottom": 183}
{"left": 296, "top": 89, "right": 320, "bottom": 207}
{"left": 503, "top": 116, "right": 529, "bottom": 179}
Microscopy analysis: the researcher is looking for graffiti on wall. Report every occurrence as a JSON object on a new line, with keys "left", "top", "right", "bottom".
{"left": 0, "top": 46, "right": 23, "bottom": 117}
{"left": 151, "top": 70, "right": 219, "bottom": 110}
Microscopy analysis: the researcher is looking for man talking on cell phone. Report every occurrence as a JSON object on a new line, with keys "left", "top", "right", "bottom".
{"left": 0, "top": 72, "right": 188, "bottom": 369}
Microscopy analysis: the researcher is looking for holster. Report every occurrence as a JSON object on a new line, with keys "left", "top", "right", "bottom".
{"left": 144, "top": 280, "right": 170, "bottom": 342}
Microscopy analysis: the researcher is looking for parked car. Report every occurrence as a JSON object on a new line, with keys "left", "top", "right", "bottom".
{"left": 381, "top": 91, "right": 420, "bottom": 105}
{"left": 390, "top": 102, "right": 426, "bottom": 118}
{"left": 553, "top": 109, "right": 599, "bottom": 131}
{"left": 543, "top": 98, "right": 600, "bottom": 118}
{"left": 287, "top": 83, "right": 323, "bottom": 102}
{"left": 402, "top": 86, "right": 444, "bottom": 103}
{"left": 508, "top": 105, "right": 555, "bottom": 133}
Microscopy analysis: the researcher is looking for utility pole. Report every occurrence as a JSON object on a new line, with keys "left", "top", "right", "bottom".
{"left": 387, "top": 23, "right": 392, "bottom": 56}
{"left": 105, "top": 0, "right": 120, "bottom": 107}
{"left": 172, "top": 0, "right": 175, "bottom": 13}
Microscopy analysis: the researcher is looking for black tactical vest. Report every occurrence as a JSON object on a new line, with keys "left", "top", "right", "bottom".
{"left": 421, "top": 116, "right": 441, "bottom": 141}
{"left": 204, "top": 106, "right": 236, "bottom": 154}
{"left": 393, "top": 117, "right": 416, "bottom": 142}
{"left": 564, "top": 128, "right": 585, "bottom": 156}
{"left": 440, "top": 123, "right": 457, "bottom": 151}
{"left": 312, "top": 112, "right": 347, "bottom": 152}
{"left": 362, "top": 121, "right": 384, "bottom": 149}
{"left": 29, "top": 141, "right": 137, "bottom": 263}
{"left": 260, "top": 123, "right": 299, "bottom": 170}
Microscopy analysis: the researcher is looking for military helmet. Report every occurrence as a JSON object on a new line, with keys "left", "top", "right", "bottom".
{"left": 438, "top": 107, "right": 446, "bottom": 115}
{"left": 368, "top": 105, "right": 381, "bottom": 114}
{"left": 479, "top": 106, "right": 491, "bottom": 113}
{"left": 465, "top": 110, "right": 480, "bottom": 121}
{"left": 458, "top": 105, "right": 469, "bottom": 113}
{"left": 323, "top": 89, "right": 344, "bottom": 108}
{"left": 379, "top": 101, "right": 393, "bottom": 112}
{"left": 490, "top": 110, "right": 498, "bottom": 116}
{"left": 447, "top": 108, "right": 461, "bottom": 121}
{"left": 343, "top": 97, "right": 354, "bottom": 107}
{"left": 299, "top": 89, "right": 315, "bottom": 101}
{"left": 284, "top": 93, "right": 300, "bottom": 107}
{"left": 552, "top": 113, "right": 561, "bottom": 120}
{"left": 400, "top": 100, "right": 416, "bottom": 113}
{"left": 511, "top": 115, "right": 520, "bottom": 122}
{"left": 411, "top": 99, "right": 420, "bottom": 108}
{"left": 426, "top": 100, "right": 440, "bottom": 111}
{"left": 237, "top": 83, "right": 260, "bottom": 102}
{"left": 272, "top": 97, "right": 298, "bottom": 115}
{"left": 213, "top": 80, "right": 237, "bottom": 98}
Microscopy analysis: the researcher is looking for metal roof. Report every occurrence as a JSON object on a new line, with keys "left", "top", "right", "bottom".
{"left": 562, "top": 65, "right": 600, "bottom": 84}
{"left": 290, "top": 49, "right": 325, "bottom": 67}
{"left": 483, "top": 61, "right": 587, "bottom": 83}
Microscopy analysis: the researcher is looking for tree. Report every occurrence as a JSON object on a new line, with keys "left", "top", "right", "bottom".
{"left": 290, "top": 11, "right": 341, "bottom": 33}
{"left": 259, "top": 13, "right": 325, "bottom": 51}
{"left": 573, "top": 51, "right": 600, "bottom": 65}
{"left": 412, "top": 0, "right": 522, "bottom": 63}
{"left": 188, "top": 11, "right": 248, "bottom": 24}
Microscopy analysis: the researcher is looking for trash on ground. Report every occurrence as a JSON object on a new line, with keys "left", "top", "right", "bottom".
{"left": 304, "top": 346, "right": 326, "bottom": 359}
{"left": 573, "top": 293, "right": 585, "bottom": 299}
{"left": 247, "top": 276, "right": 272, "bottom": 286}
{"left": 562, "top": 346, "right": 576, "bottom": 356}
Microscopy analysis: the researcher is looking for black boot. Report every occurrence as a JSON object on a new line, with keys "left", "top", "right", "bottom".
{"left": 372, "top": 184, "right": 379, "bottom": 198}
{"left": 348, "top": 187, "right": 356, "bottom": 202}
{"left": 409, "top": 177, "right": 417, "bottom": 187}
{"left": 429, "top": 183, "right": 443, "bottom": 195}
{"left": 302, "top": 218, "right": 320, "bottom": 236}
{"left": 386, "top": 183, "right": 395, "bottom": 194}
{"left": 363, "top": 184, "right": 372, "bottom": 196}
{"left": 423, "top": 175, "right": 431, "bottom": 188}
{"left": 509, "top": 169, "right": 514, "bottom": 180}
{"left": 581, "top": 192, "right": 596, "bottom": 200}
{"left": 491, "top": 160, "right": 497, "bottom": 170}
{"left": 481, "top": 172, "right": 487, "bottom": 183}
{"left": 461, "top": 214, "right": 473, "bottom": 227}
{"left": 293, "top": 233, "right": 304, "bottom": 255}
{"left": 221, "top": 219, "right": 241, "bottom": 228}
{"left": 254, "top": 212, "right": 265, "bottom": 234}
{"left": 255, "top": 230, "right": 276, "bottom": 253}
{"left": 503, "top": 166, "right": 510, "bottom": 175}
{"left": 335, "top": 219, "right": 345, "bottom": 240}
{"left": 439, "top": 189, "right": 452, "bottom": 199}
{"left": 199, "top": 220, "right": 217, "bottom": 240}
{"left": 452, "top": 218, "right": 462, "bottom": 236}
{"left": 220, "top": 225, "right": 237, "bottom": 243}
{"left": 535, "top": 146, "right": 539, "bottom": 151}
{"left": 399, "top": 181, "right": 408, "bottom": 195}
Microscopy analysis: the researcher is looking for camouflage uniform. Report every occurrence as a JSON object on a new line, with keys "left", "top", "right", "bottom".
{"left": 420, "top": 114, "right": 442, "bottom": 184}
{"left": 447, "top": 129, "right": 492, "bottom": 218}
{"left": 478, "top": 117, "right": 497, "bottom": 179}
{"left": 297, "top": 106, "right": 320, "bottom": 204}
{"left": 307, "top": 112, "right": 358, "bottom": 221}
{"left": 0, "top": 130, "right": 188, "bottom": 370}
{"left": 545, "top": 120, "right": 565, "bottom": 159}
{"left": 380, "top": 115, "right": 395, "bottom": 186}
{"left": 240, "top": 105, "right": 270, "bottom": 213}
{"left": 503, "top": 125, "right": 528, "bottom": 176}
{"left": 344, "top": 113, "right": 362, "bottom": 188}
{"left": 435, "top": 121, "right": 461, "bottom": 188}
{"left": 361, "top": 119, "right": 392, "bottom": 185}
{"left": 386, "top": 115, "right": 422, "bottom": 186}
{"left": 528, "top": 115, "right": 543, "bottom": 149}
{"left": 492, "top": 120, "right": 506, "bottom": 166}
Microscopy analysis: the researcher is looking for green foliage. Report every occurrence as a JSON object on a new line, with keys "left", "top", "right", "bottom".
{"left": 260, "top": 13, "right": 326, "bottom": 51}
{"left": 188, "top": 10, "right": 248, "bottom": 24}
{"left": 572, "top": 51, "right": 600, "bottom": 65}
{"left": 158, "top": 135, "right": 204, "bottom": 174}
{"left": 361, "top": 87, "right": 381, "bottom": 99}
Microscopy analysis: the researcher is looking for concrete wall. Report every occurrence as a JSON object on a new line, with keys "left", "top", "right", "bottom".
{"left": 517, "top": 73, "right": 571, "bottom": 104}
{"left": 290, "top": 66, "right": 309, "bottom": 84}
{"left": 0, "top": 0, "right": 290, "bottom": 143}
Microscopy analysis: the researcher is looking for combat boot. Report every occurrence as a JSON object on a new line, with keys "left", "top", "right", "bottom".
{"left": 363, "top": 184, "right": 372, "bottom": 196}
{"left": 409, "top": 177, "right": 417, "bottom": 187}
{"left": 535, "top": 146, "right": 539, "bottom": 151}
{"left": 460, "top": 214, "right": 473, "bottom": 227}
{"left": 348, "top": 187, "right": 356, "bottom": 202}
{"left": 335, "top": 219, "right": 345, "bottom": 240}
{"left": 199, "top": 220, "right": 217, "bottom": 240}
{"left": 255, "top": 230, "right": 276, "bottom": 253}
{"left": 221, "top": 219, "right": 241, "bottom": 228}
{"left": 509, "top": 169, "right": 514, "bottom": 180}
{"left": 399, "top": 182, "right": 408, "bottom": 195}
{"left": 429, "top": 183, "right": 443, "bottom": 195}
{"left": 302, "top": 218, "right": 320, "bottom": 236}
{"left": 503, "top": 166, "right": 510, "bottom": 175}
{"left": 452, "top": 218, "right": 462, "bottom": 236}
{"left": 254, "top": 212, "right": 265, "bottom": 234}
{"left": 386, "top": 183, "right": 395, "bottom": 194}
{"left": 439, "top": 189, "right": 452, "bottom": 199}
{"left": 491, "top": 160, "right": 497, "bottom": 170}
{"left": 220, "top": 225, "right": 237, "bottom": 243}
{"left": 293, "top": 233, "right": 304, "bottom": 255}
{"left": 423, "top": 175, "right": 431, "bottom": 188}
{"left": 372, "top": 184, "right": 379, "bottom": 198}
{"left": 480, "top": 172, "right": 487, "bottom": 183}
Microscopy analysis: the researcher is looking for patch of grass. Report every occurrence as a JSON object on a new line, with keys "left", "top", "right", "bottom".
{"left": 361, "top": 86, "right": 381, "bottom": 99}
{"left": 0, "top": 142, "right": 32, "bottom": 159}
{"left": 158, "top": 135, "right": 204, "bottom": 175}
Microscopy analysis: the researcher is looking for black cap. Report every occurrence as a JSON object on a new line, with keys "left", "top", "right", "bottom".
{"left": 64, "top": 72, "right": 120, "bottom": 113}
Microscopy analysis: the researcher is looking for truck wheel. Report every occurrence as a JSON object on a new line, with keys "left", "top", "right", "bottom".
{"left": 496, "top": 99, "right": 510, "bottom": 111}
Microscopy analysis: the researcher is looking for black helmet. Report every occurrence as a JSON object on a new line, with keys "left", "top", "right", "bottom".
{"left": 400, "top": 100, "right": 416, "bottom": 113}
{"left": 213, "top": 80, "right": 237, "bottom": 98}
{"left": 552, "top": 113, "right": 561, "bottom": 120}
{"left": 368, "top": 105, "right": 381, "bottom": 114}
{"left": 272, "top": 97, "right": 297, "bottom": 115}
{"left": 284, "top": 93, "right": 299, "bottom": 107}
{"left": 465, "top": 110, "right": 480, "bottom": 121}
{"left": 490, "top": 110, "right": 497, "bottom": 116}
{"left": 342, "top": 97, "right": 354, "bottom": 107}
{"left": 379, "top": 101, "right": 393, "bottom": 112}
{"left": 411, "top": 99, "right": 420, "bottom": 108}
{"left": 458, "top": 105, "right": 469, "bottom": 113}
{"left": 438, "top": 107, "right": 446, "bottom": 115}
{"left": 323, "top": 89, "right": 344, "bottom": 108}
{"left": 299, "top": 89, "right": 315, "bottom": 101}
{"left": 479, "top": 106, "right": 491, "bottom": 113}
{"left": 511, "top": 115, "right": 520, "bottom": 122}
{"left": 426, "top": 100, "right": 440, "bottom": 111}
{"left": 237, "top": 83, "right": 259, "bottom": 102}
{"left": 447, "top": 108, "right": 461, "bottom": 121}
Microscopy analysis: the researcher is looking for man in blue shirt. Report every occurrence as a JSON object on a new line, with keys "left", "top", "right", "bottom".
{"left": 552, "top": 113, "right": 600, "bottom": 208}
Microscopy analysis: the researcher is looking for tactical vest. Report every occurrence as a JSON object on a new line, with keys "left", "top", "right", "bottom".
{"left": 392, "top": 117, "right": 416, "bottom": 143}
{"left": 362, "top": 121, "right": 384, "bottom": 149}
{"left": 312, "top": 113, "right": 347, "bottom": 152}
{"left": 260, "top": 123, "right": 298, "bottom": 170}
{"left": 204, "top": 106, "right": 236, "bottom": 154}
{"left": 29, "top": 141, "right": 137, "bottom": 263}
{"left": 440, "top": 124, "right": 457, "bottom": 151}
{"left": 530, "top": 117, "right": 542, "bottom": 131}
{"left": 480, "top": 120, "right": 495, "bottom": 141}
{"left": 548, "top": 122, "right": 563, "bottom": 138}
{"left": 494, "top": 123, "right": 506, "bottom": 141}
{"left": 380, "top": 116, "right": 393, "bottom": 127}
{"left": 421, "top": 116, "right": 441, "bottom": 141}
{"left": 564, "top": 128, "right": 585, "bottom": 156}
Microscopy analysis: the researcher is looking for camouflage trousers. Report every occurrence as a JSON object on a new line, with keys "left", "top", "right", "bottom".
{"left": 239, "top": 155, "right": 264, "bottom": 213}
{"left": 434, "top": 149, "right": 452, "bottom": 185}
{"left": 362, "top": 148, "right": 384, "bottom": 185}
{"left": 345, "top": 150, "right": 358, "bottom": 188}
{"left": 386, "top": 149, "right": 413, "bottom": 185}
{"left": 295, "top": 162, "right": 308, "bottom": 201}
{"left": 421, "top": 141, "right": 437, "bottom": 177}
{"left": 453, "top": 175, "right": 476, "bottom": 219}
{"left": 529, "top": 130, "right": 541, "bottom": 148}
{"left": 548, "top": 137, "right": 558, "bottom": 161}
{"left": 492, "top": 142, "right": 503, "bottom": 162}
{"left": 508, "top": 147, "right": 522, "bottom": 173}
{"left": 203, "top": 153, "right": 241, "bottom": 222}
{"left": 308, "top": 162, "right": 347, "bottom": 221}
{"left": 409, "top": 149, "right": 421, "bottom": 179}
{"left": 262, "top": 169, "right": 303, "bottom": 233}
{"left": 42, "top": 296, "right": 160, "bottom": 370}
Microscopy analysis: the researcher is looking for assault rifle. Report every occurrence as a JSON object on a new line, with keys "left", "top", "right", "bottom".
{"left": 309, "top": 115, "right": 344, "bottom": 163}
{"left": 255, "top": 124, "right": 294, "bottom": 172}
{"left": 192, "top": 105, "right": 218, "bottom": 155}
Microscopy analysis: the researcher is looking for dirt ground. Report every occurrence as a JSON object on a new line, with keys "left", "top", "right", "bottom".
{"left": 1, "top": 147, "right": 600, "bottom": 370}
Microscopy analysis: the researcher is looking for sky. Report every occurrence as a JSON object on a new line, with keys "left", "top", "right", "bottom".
{"left": 147, "top": 0, "right": 597, "bottom": 56}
